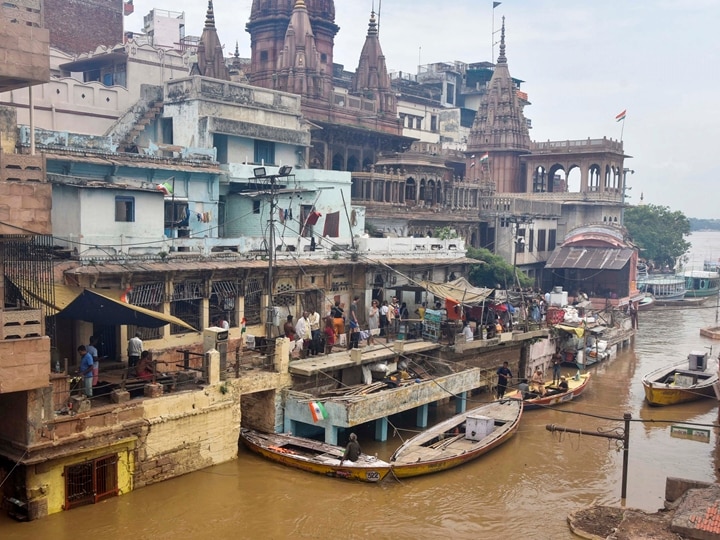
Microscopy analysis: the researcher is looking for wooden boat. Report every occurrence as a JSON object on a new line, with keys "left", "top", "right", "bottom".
{"left": 678, "top": 270, "right": 720, "bottom": 298}
{"left": 240, "top": 428, "right": 390, "bottom": 482}
{"left": 504, "top": 373, "right": 591, "bottom": 409}
{"left": 389, "top": 399, "right": 522, "bottom": 478}
{"left": 638, "top": 293, "right": 656, "bottom": 310}
{"left": 642, "top": 351, "right": 719, "bottom": 406}
{"left": 653, "top": 296, "right": 708, "bottom": 308}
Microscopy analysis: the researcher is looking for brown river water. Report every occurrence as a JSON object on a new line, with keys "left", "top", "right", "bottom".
{"left": 2, "top": 232, "right": 720, "bottom": 539}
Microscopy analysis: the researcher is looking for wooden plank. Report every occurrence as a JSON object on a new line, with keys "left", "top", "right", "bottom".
{"left": 288, "top": 341, "right": 440, "bottom": 376}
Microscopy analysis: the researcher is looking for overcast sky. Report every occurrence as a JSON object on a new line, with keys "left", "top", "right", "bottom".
{"left": 125, "top": 1, "right": 720, "bottom": 219}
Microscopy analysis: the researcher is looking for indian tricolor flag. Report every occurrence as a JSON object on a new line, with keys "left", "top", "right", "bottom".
{"left": 615, "top": 109, "right": 627, "bottom": 122}
{"left": 309, "top": 401, "right": 328, "bottom": 422}
{"left": 480, "top": 153, "right": 489, "bottom": 162}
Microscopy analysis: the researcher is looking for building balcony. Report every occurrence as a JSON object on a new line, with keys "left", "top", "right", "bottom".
{"left": 0, "top": 150, "right": 51, "bottom": 235}
{"left": 0, "top": 308, "right": 50, "bottom": 393}
{"left": 0, "top": 12, "right": 50, "bottom": 93}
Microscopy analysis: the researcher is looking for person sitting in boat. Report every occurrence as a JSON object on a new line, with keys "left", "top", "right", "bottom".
{"left": 558, "top": 376, "right": 569, "bottom": 391}
{"left": 340, "top": 433, "right": 361, "bottom": 464}
{"left": 518, "top": 379, "right": 531, "bottom": 399}
{"left": 531, "top": 367, "right": 547, "bottom": 396}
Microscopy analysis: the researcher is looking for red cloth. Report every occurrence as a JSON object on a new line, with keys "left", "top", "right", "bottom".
{"left": 323, "top": 211, "right": 340, "bottom": 237}
{"left": 445, "top": 298, "right": 462, "bottom": 320}
{"left": 306, "top": 210, "right": 321, "bottom": 225}
{"left": 323, "top": 325, "right": 336, "bottom": 346}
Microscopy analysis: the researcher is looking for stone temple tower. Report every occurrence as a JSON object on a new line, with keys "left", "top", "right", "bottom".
{"left": 246, "top": 0, "right": 338, "bottom": 91}
{"left": 466, "top": 18, "right": 531, "bottom": 193}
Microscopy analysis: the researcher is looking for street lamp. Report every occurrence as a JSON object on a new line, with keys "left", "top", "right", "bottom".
{"left": 621, "top": 168, "right": 634, "bottom": 225}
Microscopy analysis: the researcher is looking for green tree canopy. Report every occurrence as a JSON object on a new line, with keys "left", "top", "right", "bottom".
{"left": 466, "top": 247, "right": 533, "bottom": 289}
{"left": 624, "top": 204, "right": 690, "bottom": 269}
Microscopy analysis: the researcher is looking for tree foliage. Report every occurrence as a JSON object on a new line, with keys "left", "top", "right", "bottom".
{"left": 624, "top": 204, "right": 691, "bottom": 269}
{"left": 466, "top": 247, "right": 533, "bottom": 288}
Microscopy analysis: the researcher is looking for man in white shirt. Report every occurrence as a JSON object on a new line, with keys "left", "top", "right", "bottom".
{"left": 462, "top": 321, "right": 474, "bottom": 342}
{"left": 295, "top": 311, "right": 311, "bottom": 358}
{"left": 128, "top": 333, "right": 143, "bottom": 368}
{"left": 308, "top": 309, "right": 321, "bottom": 356}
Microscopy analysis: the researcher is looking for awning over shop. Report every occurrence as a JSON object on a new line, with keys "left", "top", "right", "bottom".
{"left": 14, "top": 281, "right": 197, "bottom": 331}
{"left": 420, "top": 277, "right": 493, "bottom": 305}
{"left": 545, "top": 247, "right": 634, "bottom": 270}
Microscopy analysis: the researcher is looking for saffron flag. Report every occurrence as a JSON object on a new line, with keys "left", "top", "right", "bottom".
{"left": 615, "top": 109, "right": 627, "bottom": 122}
{"left": 309, "top": 401, "right": 328, "bottom": 422}
{"left": 480, "top": 153, "right": 489, "bottom": 162}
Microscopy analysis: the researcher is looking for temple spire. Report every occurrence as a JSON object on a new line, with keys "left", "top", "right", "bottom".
{"left": 497, "top": 16, "right": 507, "bottom": 65}
{"left": 193, "top": 0, "right": 229, "bottom": 80}
{"left": 367, "top": 11, "right": 378, "bottom": 35}
{"left": 205, "top": 0, "right": 215, "bottom": 29}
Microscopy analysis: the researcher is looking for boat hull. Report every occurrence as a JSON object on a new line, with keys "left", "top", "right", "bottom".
{"left": 679, "top": 270, "right": 720, "bottom": 298}
{"left": 506, "top": 373, "right": 591, "bottom": 410}
{"left": 641, "top": 357, "right": 719, "bottom": 406}
{"left": 642, "top": 383, "right": 717, "bottom": 406}
{"left": 240, "top": 429, "right": 390, "bottom": 482}
{"left": 390, "top": 400, "right": 522, "bottom": 479}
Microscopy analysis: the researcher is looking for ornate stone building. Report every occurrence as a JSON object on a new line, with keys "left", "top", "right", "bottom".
{"left": 242, "top": 4, "right": 629, "bottom": 281}
{"left": 246, "top": 1, "right": 409, "bottom": 172}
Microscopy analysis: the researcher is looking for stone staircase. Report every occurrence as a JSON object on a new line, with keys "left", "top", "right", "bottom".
{"left": 118, "top": 100, "right": 164, "bottom": 152}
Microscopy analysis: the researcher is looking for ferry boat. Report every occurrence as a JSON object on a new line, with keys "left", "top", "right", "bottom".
{"left": 637, "top": 275, "right": 687, "bottom": 302}
{"left": 678, "top": 269, "right": 720, "bottom": 298}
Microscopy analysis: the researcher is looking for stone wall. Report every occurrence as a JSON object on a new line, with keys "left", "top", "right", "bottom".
{"left": 0, "top": 107, "right": 17, "bottom": 153}
{"left": 0, "top": 16, "right": 50, "bottom": 90}
{"left": 0, "top": 149, "right": 51, "bottom": 236}
{"left": 135, "top": 382, "right": 241, "bottom": 487}
{"left": 0, "top": 335, "right": 50, "bottom": 393}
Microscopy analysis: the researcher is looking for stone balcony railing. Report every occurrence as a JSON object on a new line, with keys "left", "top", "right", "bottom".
{"left": 0, "top": 309, "right": 50, "bottom": 393}
{"left": 0, "top": 150, "right": 45, "bottom": 183}
{"left": 0, "top": 307, "right": 44, "bottom": 340}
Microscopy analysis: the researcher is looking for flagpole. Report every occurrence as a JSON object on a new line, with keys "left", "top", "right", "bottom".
{"left": 620, "top": 117, "right": 625, "bottom": 143}
{"left": 492, "top": 3, "right": 496, "bottom": 61}
{"left": 492, "top": 2, "right": 502, "bottom": 61}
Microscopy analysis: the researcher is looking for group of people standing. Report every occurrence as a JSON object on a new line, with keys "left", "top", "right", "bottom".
{"left": 283, "top": 296, "right": 414, "bottom": 359}
{"left": 76, "top": 333, "right": 155, "bottom": 399}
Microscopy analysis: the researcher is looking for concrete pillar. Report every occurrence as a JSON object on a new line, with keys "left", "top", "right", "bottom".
{"left": 207, "top": 349, "right": 220, "bottom": 385}
{"left": 325, "top": 424, "right": 339, "bottom": 445}
{"left": 375, "top": 416, "right": 388, "bottom": 441}
{"left": 274, "top": 337, "right": 290, "bottom": 373}
{"left": 455, "top": 392, "right": 467, "bottom": 414}
{"left": 416, "top": 403, "right": 429, "bottom": 428}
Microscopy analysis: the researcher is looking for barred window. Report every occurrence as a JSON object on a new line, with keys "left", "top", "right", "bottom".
{"left": 127, "top": 282, "right": 165, "bottom": 340}
{"left": 170, "top": 280, "right": 203, "bottom": 334}
{"left": 65, "top": 454, "right": 118, "bottom": 510}
{"left": 244, "top": 278, "right": 263, "bottom": 325}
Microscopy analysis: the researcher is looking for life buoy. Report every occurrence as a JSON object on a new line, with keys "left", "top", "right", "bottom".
{"left": 700, "top": 279, "right": 707, "bottom": 289}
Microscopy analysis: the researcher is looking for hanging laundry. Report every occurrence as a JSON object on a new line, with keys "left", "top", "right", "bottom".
{"left": 278, "top": 209, "right": 285, "bottom": 224}
{"left": 197, "top": 213, "right": 203, "bottom": 222}
{"left": 323, "top": 211, "right": 340, "bottom": 237}
{"left": 284, "top": 209, "right": 289, "bottom": 221}
{"left": 288, "top": 208, "right": 293, "bottom": 220}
